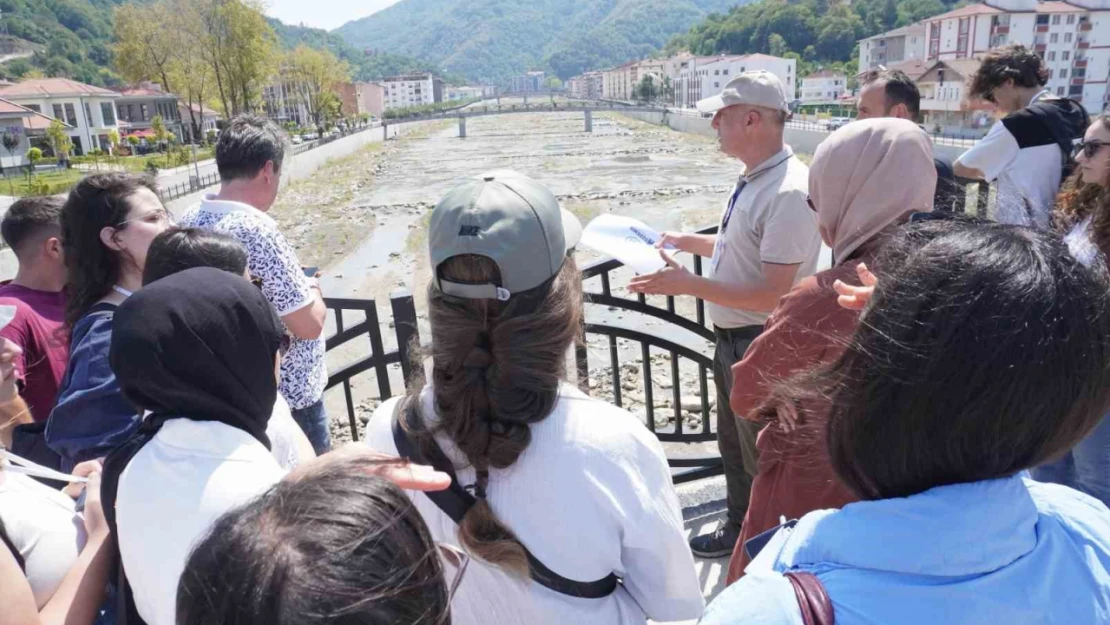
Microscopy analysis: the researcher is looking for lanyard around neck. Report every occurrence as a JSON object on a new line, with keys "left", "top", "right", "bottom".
{"left": 0, "top": 449, "right": 87, "bottom": 484}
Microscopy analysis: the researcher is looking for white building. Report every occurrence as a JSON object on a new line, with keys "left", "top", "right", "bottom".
{"left": 568, "top": 71, "right": 603, "bottom": 99}
{"left": 921, "top": 0, "right": 1110, "bottom": 113}
{"left": 446, "top": 86, "right": 486, "bottom": 101}
{"left": 859, "top": 24, "right": 927, "bottom": 74}
{"left": 0, "top": 78, "right": 121, "bottom": 156}
{"left": 916, "top": 58, "right": 995, "bottom": 135}
{"left": 675, "top": 54, "right": 797, "bottom": 109}
{"left": 800, "top": 70, "right": 848, "bottom": 103}
{"left": 381, "top": 74, "right": 435, "bottom": 110}
{"left": 262, "top": 77, "right": 311, "bottom": 127}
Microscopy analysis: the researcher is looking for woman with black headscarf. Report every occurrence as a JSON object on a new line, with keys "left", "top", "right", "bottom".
{"left": 102, "top": 267, "right": 287, "bottom": 625}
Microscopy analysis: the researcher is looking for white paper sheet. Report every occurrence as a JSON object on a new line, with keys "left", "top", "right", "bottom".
{"left": 579, "top": 214, "right": 676, "bottom": 275}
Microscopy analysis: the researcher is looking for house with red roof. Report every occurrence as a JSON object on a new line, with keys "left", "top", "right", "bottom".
{"left": 0, "top": 78, "right": 120, "bottom": 156}
{"left": 0, "top": 97, "right": 73, "bottom": 167}
{"left": 112, "top": 82, "right": 186, "bottom": 145}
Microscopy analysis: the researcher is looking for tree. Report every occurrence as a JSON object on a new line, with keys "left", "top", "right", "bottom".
{"left": 285, "top": 44, "right": 350, "bottom": 130}
{"left": 543, "top": 75, "right": 563, "bottom": 91}
{"left": 635, "top": 75, "right": 659, "bottom": 102}
{"left": 181, "top": 0, "right": 278, "bottom": 116}
{"left": 1, "top": 132, "right": 19, "bottom": 194}
{"left": 127, "top": 135, "right": 141, "bottom": 154}
{"left": 151, "top": 115, "right": 168, "bottom": 151}
{"left": 768, "top": 33, "right": 789, "bottom": 58}
{"left": 113, "top": 2, "right": 178, "bottom": 91}
{"left": 45, "top": 120, "right": 73, "bottom": 159}
{"left": 106, "top": 129, "right": 121, "bottom": 156}
{"left": 27, "top": 147, "right": 42, "bottom": 167}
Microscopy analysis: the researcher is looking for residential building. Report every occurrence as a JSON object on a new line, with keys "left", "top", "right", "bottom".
{"left": 509, "top": 71, "right": 546, "bottom": 93}
{"left": 0, "top": 97, "right": 71, "bottom": 166}
{"left": 859, "top": 23, "right": 927, "bottom": 74}
{"left": 567, "top": 71, "right": 603, "bottom": 99}
{"left": 916, "top": 58, "right": 994, "bottom": 134}
{"left": 338, "top": 81, "right": 386, "bottom": 118}
{"left": 446, "top": 86, "right": 485, "bottom": 101}
{"left": 262, "top": 77, "right": 311, "bottom": 126}
{"left": 381, "top": 74, "right": 436, "bottom": 110}
{"left": 921, "top": 0, "right": 1110, "bottom": 112}
{"left": 433, "top": 77, "right": 445, "bottom": 104}
{"left": 0, "top": 78, "right": 120, "bottom": 155}
{"left": 178, "top": 102, "right": 221, "bottom": 144}
{"left": 800, "top": 70, "right": 848, "bottom": 103}
{"left": 675, "top": 54, "right": 797, "bottom": 109}
{"left": 112, "top": 83, "right": 185, "bottom": 143}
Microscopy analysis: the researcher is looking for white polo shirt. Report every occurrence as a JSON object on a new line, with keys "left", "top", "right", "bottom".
{"left": 116, "top": 420, "right": 285, "bottom": 625}
{"left": 707, "top": 146, "right": 820, "bottom": 329}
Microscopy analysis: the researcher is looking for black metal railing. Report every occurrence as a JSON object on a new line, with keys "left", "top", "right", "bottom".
{"left": 159, "top": 170, "right": 222, "bottom": 202}
{"left": 321, "top": 180, "right": 992, "bottom": 479}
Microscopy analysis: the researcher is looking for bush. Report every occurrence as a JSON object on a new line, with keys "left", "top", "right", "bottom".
{"left": 26, "top": 147, "right": 42, "bottom": 164}
{"left": 144, "top": 161, "right": 159, "bottom": 176}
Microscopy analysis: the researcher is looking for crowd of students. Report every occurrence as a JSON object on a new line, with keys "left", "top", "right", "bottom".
{"left": 0, "top": 42, "right": 1109, "bottom": 625}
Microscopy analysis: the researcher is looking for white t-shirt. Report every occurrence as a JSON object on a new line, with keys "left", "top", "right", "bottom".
{"left": 0, "top": 471, "right": 85, "bottom": 608}
{"left": 267, "top": 394, "right": 311, "bottom": 471}
{"left": 956, "top": 91, "right": 1071, "bottom": 228}
{"left": 116, "top": 420, "right": 286, "bottom": 625}
{"left": 366, "top": 385, "right": 705, "bottom": 625}
{"left": 707, "top": 147, "right": 820, "bottom": 329}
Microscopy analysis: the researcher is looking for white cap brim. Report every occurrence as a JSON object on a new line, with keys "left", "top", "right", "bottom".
{"left": 696, "top": 94, "right": 727, "bottom": 114}
{"left": 561, "top": 208, "right": 582, "bottom": 252}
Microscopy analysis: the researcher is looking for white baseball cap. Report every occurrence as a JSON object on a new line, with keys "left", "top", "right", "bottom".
{"left": 696, "top": 70, "right": 789, "bottom": 114}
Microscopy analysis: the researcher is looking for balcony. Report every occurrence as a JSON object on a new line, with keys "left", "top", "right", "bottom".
{"left": 1074, "top": 59, "right": 1088, "bottom": 69}
{"left": 1072, "top": 77, "right": 1086, "bottom": 86}
{"left": 1035, "top": 44, "right": 1047, "bottom": 52}
{"left": 1036, "top": 24, "right": 1049, "bottom": 33}
{"left": 1078, "top": 40, "right": 1090, "bottom": 49}
{"left": 992, "top": 25, "right": 1010, "bottom": 34}
{"left": 1080, "top": 22, "right": 1093, "bottom": 32}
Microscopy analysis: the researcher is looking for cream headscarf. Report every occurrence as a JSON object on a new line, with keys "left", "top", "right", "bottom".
{"left": 809, "top": 117, "right": 937, "bottom": 262}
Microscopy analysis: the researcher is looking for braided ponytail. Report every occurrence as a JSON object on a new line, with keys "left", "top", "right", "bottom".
{"left": 406, "top": 253, "right": 583, "bottom": 577}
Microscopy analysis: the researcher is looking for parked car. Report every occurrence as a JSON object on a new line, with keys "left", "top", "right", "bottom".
{"left": 302, "top": 132, "right": 319, "bottom": 141}
{"left": 291, "top": 136, "right": 303, "bottom": 145}
{"left": 825, "top": 117, "right": 853, "bottom": 131}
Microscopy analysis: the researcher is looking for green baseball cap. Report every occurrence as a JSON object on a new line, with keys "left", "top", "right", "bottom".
{"left": 429, "top": 170, "right": 582, "bottom": 301}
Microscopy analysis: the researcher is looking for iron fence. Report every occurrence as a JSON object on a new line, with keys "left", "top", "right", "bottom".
{"left": 158, "top": 170, "right": 222, "bottom": 202}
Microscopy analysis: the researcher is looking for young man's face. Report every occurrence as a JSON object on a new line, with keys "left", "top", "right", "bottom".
{"left": 857, "top": 81, "right": 912, "bottom": 120}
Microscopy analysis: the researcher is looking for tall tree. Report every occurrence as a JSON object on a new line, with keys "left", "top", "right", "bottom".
{"left": 285, "top": 44, "right": 350, "bottom": 129}
{"left": 113, "top": 2, "right": 177, "bottom": 91}
{"left": 187, "top": 0, "right": 278, "bottom": 116}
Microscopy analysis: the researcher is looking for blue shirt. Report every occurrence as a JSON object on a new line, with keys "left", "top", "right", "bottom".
{"left": 45, "top": 304, "right": 139, "bottom": 472}
{"left": 702, "top": 476, "right": 1110, "bottom": 625}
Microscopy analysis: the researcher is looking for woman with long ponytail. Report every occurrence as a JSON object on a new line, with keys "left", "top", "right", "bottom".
{"left": 367, "top": 171, "right": 703, "bottom": 625}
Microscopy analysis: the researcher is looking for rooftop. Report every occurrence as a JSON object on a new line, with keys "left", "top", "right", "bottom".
{"left": 0, "top": 78, "right": 118, "bottom": 99}
{"left": 863, "top": 23, "right": 926, "bottom": 41}
{"left": 925, "top": 3, "right": 1002, "bottom": 20}
{"left": 113, "top": 86, "right": 177, "bottom": 98}
{"left": 919, "top": 58, "right": 983, "bottom": 82}
{"left": 1035, "top": 1, "right": 1084, "bottom": 12}
{"left": 805, "top": 69, "right": 847, "bottom": 79}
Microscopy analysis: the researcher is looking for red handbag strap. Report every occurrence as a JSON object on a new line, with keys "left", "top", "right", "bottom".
{"left": 784, "top": 571, "right": 835, "bottom": 625}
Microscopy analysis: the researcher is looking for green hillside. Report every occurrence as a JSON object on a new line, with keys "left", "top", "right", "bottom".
{"left": 333, "top": 0, "right": 753, "bottom": 83}
{"left": 0, "top": 0, "right": 129, "bottom": 85}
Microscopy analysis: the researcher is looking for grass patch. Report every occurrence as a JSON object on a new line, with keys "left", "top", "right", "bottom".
{"left": 0, "top": 169, "right": 85, "bottom": 197}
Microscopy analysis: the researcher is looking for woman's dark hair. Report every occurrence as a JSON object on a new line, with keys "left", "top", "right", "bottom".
{"left": 60, "top": 173, "right": 160, "bottom": 334}
{"left": 783, "top": 220, "right": 1110, "bottom": 501}
{"left": 1056, "top": 113, "right": 1110, "bottom": 260}
{"left": 177, "top": 453, "right": 450, "bottom": 625}
{"left": 968, "top": 44, "right": 1050, "bottom": 101}
{"left": 142, "top": 227, "right": 248, "bottom": 285}
{"left": 405, "top": 254, "right": 582, "bottom": 575}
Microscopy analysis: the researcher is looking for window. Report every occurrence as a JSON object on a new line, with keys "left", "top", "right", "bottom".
{"left": 1050, "top": 34, "right": 1058, "bottom": 43}
{"left": 25, "top": 104, "right": 39, "bottom": 113}
{"left": 140, "top": 103, "right": 149, "bottom": 121}
{"left": 1073, "top": 67, "right": 1086, "bottom": 78}
{"left": 102, "top": 102, "right": 115, "bottom": 126}
{"left": 1037, "top": 15, "right": 1049, "bottom": 25}
{"left": 1049, "top": 51, "right": 1056, "bottom": 60}
{"left": 1060, "top": 69, "right": 1068, "bottom": 78}
{"left": 1052, "top": 15, "right": 1061, "bottom": 25}
{"left": 722, "top": 69, "right": 729, "bottom": 75}
{"left": 1063, "top": 51, "right": 1071, "bottom": 60}
{"left": 52, "top": 104, "right": 63, "bottom": 121}
{"left": 84, "top": 102, "right": 93, "bottom": 126}
{"left": 1065, "top": 33, "right": 1072, "bottom": 43}
{"left": 1058, "top": 86, "right": 1066, "bottom": 96}
{"left": 1067, "top": 15, "right": 1075, "bottom": 25}
{"left": 64, "top": 104, "right": 77, "bottom": 127}
{"left": 714, "top": 70, "right": 719, "bottom": 75}
{"left": 714, "top": 82, "right": 719, "bottom": 88}
{"left": 1069, "top": 85, "right": 1082, "bottom": 96}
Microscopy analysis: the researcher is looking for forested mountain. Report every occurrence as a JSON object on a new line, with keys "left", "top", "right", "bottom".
{"left": 333, "top": 0, "right": 753, "bottom": 83}
{"left": 0, "top": 0, "right": 129, "bottom": 85}
{"left": 666, "top": 0, "right": 961, "bottom": 76}
{"left": 268, "top": 18, "right": 458, "bottom": 83}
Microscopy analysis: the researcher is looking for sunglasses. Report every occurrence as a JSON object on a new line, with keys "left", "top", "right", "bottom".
{"left": 250, "top": 275, "right": 292, "bottom": 356}
{"left": 1076, "top": 139, "right": 1106, "bottom": 159}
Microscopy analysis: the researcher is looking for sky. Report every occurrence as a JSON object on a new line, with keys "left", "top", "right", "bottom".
{"left": 265, "top": 0, "right": 404, "bottom": 31}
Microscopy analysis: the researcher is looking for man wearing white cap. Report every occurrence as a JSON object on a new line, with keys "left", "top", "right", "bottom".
{"left": 630, "top": 70, "right": 820, "bottom": 558}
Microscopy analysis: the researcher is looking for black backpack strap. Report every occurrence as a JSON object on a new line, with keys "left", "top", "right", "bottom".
{"left": 391, "top": 399, "right": 620, "bottom": 599}
{"left": 1025, "top": 99, "right": 1089, "bottom": 178}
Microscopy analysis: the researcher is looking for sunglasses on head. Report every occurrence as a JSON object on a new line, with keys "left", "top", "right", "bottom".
{"left": 1076, "top": 139, "right": 1106, "bottom": 159}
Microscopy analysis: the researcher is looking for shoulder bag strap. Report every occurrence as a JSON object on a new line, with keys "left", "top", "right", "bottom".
{"left": 784, "top": 571, "right": 835, "bottom": 625}
{"left": 391, "top": 398, "right": 620, "bottom": 599}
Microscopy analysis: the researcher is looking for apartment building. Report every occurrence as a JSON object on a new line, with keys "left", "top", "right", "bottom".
{"left": 800, "top": 70, "right": 848, "bottom": 103}
{"left": 508, "top": 71, "right": 546, "bottom": 93}
{"left": 675, "top": 54, "right": 796, "bottom": 109}
{"left": 916, "top": 58, "right": 995, "bottom": 134}
{"left": 0, "top": 78, "right": 121, "bottom": 155}
{"left": 859, "top": 24, "right": 927, "bottom": 73}
{"left": 567, "top": 71, "right": 603, "bottom": 99}
{"left": 920, "top": 0, "right": 1110, "bottom": 112}
{"left": 381, "top": 74, "right": 436, "bottom": 110}
{"left": 113, "top": 83, "right": 185, "bottom": 142}
{"left": 338, "top": 81, "right": 386, "bottom": 118}
{"left": 262, "top": 78, "right": 311, "bottom": 126}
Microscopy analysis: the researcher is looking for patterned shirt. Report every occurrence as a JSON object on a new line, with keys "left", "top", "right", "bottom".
{"left": 179, "top": 196, "right": 326, "bottom": 409}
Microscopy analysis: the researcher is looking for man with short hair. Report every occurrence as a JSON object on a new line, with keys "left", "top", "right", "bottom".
{"left": 0, "top": 196, "right": 69, "bottom": 447}
{"left": 630, "top": 71, "right": 821, "bottom": 558}
{"left": 179, "top": 114, "right": 331, "bottom": 453}
{"left": 857, "top": 68, "right": 961, "bottom": 211}
{"left": 955, "top": 44, "right": 1089, "bottom": 227}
